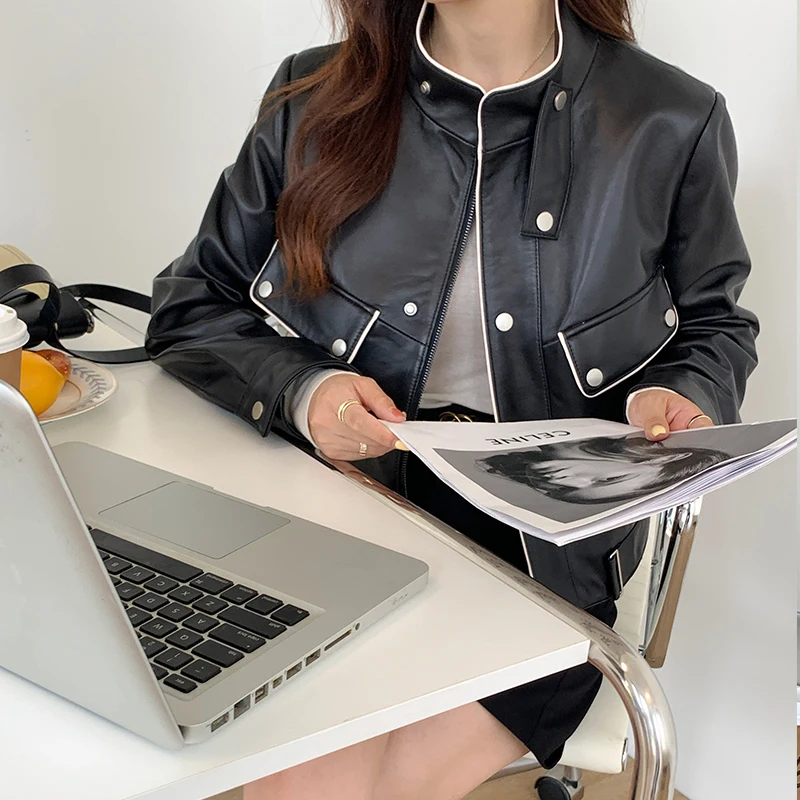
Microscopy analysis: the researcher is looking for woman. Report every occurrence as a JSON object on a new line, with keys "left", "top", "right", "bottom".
{"left": 146, "top": 0, "right": 758, "bottom": 796}
{"left": 477, "top": 435, "right": 729, "bottom": 505}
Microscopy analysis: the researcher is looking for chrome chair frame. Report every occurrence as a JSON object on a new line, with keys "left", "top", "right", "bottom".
{"left": 532, "top": 499, "right": 701, "bottom": 799}
{"left": 643, "top": 500, "right": 702, "bottom": 667}
{"left": 330, "top": 458, "right": 702, "bottom": 800}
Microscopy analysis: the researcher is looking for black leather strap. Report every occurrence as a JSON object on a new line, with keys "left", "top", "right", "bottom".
{"left": 61, "top": 283, "right": 151, "bottom": 315}
{"left": 50, "top": 284, "right": 151, "bottom": 364}
{"left": 0, "top": 263, "right": 62, "bottom": 345}
{"left": 0, "top": 261, "right": 152, "bottom": 364}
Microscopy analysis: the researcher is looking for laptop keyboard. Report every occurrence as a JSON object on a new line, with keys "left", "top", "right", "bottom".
{"left": 90, "top": 529, "right": 310, "bottom": 695}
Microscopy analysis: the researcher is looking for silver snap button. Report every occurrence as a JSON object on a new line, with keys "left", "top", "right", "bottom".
{"left": 251, "top": 401, "right": 265, "bottom": 421}
{"left": 257, "top": 280, "right": 273, "bottom": 299}
{"left": 664, "top": 308, "right": 677, "bottom": 327}
{"left": 495, "top": 312, "right": 514, "bottom": 332}
{"left": 554, "top": 90, "right": 568, "bottom": 111}
{"left": 586, "top": 368, "right": 604, "bottom": 388}
{"left": 420, "top": 80, "right": 431, "bottom": 95}
{"left": 403, "top": 302, "right": 418, "bottom": 317}
{"left": 331, "top": 338, "right": 347, "bottom": 357}
{"left": 536, "top": 211, "right": 554, "bottom": 232}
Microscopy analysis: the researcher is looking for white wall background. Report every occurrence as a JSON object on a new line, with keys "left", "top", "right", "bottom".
{"left": 0, "top": 0, "right": 330, "bottom": 291}
{"left": 0, "top": 2, "right": 796, "bottom": 799}
{"left": 638, "top": 1, "right": 797, "bottom": 798}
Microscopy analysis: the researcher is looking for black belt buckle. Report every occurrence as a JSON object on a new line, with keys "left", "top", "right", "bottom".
{"left": 605, "top": 547, "right": 624, "bottom": 600}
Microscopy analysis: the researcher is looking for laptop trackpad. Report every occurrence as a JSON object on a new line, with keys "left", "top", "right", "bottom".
{"left": 98, "top": 482, "right": 290, "bottom": 559}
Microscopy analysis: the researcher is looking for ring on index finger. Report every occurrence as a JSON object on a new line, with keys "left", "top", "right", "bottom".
{"left": 358, "top": 442, "right": 368, "bottom": 456}
{"left": 687, "top": 413, "right": 713, "bottom": 428}
{"left": 337, "top": 399, "right": 361, "bottom": 424}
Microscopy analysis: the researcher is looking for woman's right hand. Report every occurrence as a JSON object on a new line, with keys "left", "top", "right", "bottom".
{"left": 307, "top": 374, "right": 408, "bottom": 461}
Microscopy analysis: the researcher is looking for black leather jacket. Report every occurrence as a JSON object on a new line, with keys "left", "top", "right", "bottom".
{"left": 146, "top": 5, "right": 758, "bottom": 608}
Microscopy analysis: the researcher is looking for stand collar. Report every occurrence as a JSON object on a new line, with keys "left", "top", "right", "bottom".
{"left": 407, "top": 0, "right": 599, "bottom": 150}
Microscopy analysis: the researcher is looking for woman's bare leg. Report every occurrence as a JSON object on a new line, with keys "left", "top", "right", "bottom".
{"left": 376, "top": 701, "right": 528, "bottom": 800}
{"left": 243, "top": 701, "right": 528, "bottom": 800}
{"left": 242, "top": 731, "right": 390, "bottom": 800}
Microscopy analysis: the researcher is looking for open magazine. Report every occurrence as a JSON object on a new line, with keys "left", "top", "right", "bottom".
{"left": 386, "top": 418, "right": 797, "bottom": 547}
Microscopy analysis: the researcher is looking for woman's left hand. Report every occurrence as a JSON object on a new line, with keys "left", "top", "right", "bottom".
{"left": 627, "top": 388, "right": 714, "bottom": 441}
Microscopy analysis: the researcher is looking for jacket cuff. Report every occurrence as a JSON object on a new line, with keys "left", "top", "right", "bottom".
{"left": 237, "top": 342, "right": 357, "bottom": 436}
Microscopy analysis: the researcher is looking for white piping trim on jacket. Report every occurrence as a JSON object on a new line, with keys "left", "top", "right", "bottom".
{"left": 415, "top": 0, "right": 565, "bottom": 579}
{"left": 557, "top": 305, "right": 680, "bottom": 399}
{"left": 252, "top": 239, "right": 280, "bottom": 290}
{"left": 521, "top": 533, "right": 535, "bottom": 578}
{"left": 416, "top": 0, "right": 564, "bottom": 424}
{"left": 249, "top": 241, "right": 381, "bottom": 361}
{"left": 347, "top": 309, "right": 381, "bottom": 364}
{"left": 259, "top": 305, "right": 301, "bottom": 339}
{"left": 250, "top": 241, "right": 300, "bottom": 338}
{"left": 415, "top": 0, "right": 564, "bottom": 94}
{"left": 474, "top": 94, "right": 501, "bottom": 421}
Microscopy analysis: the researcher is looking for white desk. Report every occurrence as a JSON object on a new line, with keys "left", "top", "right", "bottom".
{"left": 1, "top": 358, "right": 593, "bottom": 800}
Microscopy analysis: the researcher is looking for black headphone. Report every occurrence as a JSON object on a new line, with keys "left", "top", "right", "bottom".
{"left": 0, "top": 262, "right": 151, "bottom": 364}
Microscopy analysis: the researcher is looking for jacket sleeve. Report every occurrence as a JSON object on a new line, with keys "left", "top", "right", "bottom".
{"left": 145, "top": 55, "right": 356, "bottom": 438}
{"left": 627, "top": 92, "right": 759, "bottom": 424}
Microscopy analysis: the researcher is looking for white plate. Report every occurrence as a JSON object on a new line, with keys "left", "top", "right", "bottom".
{"left": 39, "top": 357, "right": 118, "bottom": 423}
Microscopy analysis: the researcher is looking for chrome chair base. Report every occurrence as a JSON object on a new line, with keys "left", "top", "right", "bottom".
{"left": 535, "top": 765, "right": 585, "bottom": 800}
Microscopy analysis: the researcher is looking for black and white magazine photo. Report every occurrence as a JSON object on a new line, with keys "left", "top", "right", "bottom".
{"left": 387, "top": 418, "right": 796, "bottom": 545}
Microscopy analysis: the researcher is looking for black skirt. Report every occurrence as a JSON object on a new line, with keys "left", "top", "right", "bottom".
{"left": 406, "top": 409, "right": 616, "bottom": 769}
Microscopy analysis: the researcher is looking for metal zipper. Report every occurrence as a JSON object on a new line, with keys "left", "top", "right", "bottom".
{"left": 404, "top": 93, "right": 501, "bottom": 424}
{"left": 403, "top": 3, "right": 564, "bottom": 573}
{"left": 399, "top": 190, "right": 476, "bottom": 496}
{"left": 415, "top": 201, "right": 476, "bottom": 405}
{"left": 399, "top": 94, "right": 499, "bottom": 496}
{"left": 398, "top": 92, "right": 533, "bottom": 579}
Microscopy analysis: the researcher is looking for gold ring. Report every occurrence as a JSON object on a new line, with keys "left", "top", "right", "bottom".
{"left": 337, "top": 399, "right": 361, "bottom": 424}
{"left": 358, "top": 442, "right": 368, "bottom": 456}
{"left": 438, "top": 411, "right": 475, "bottom": 423}
{"left": 687, "top": 413, "right": 713, "bottom": 429}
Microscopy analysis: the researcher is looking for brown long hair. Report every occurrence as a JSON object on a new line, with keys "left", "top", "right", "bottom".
{"left": 264, "top": 0, "right": 634, "bottom": 297}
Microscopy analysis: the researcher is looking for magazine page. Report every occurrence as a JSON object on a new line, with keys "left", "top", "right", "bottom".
{"left": 386, "top": 418, "right": 797, "bottom": 546}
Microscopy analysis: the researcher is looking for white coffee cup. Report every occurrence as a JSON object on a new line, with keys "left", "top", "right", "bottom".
{"left": 0, "top": 304, "right": 30, "bottom": 391}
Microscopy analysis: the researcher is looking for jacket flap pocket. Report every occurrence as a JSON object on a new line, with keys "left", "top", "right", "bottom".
{"left": 250, "top": 243, "right": 380, "bottom": 364}
{"left": 557, "top": 270, "right": 678, "bottom": 398}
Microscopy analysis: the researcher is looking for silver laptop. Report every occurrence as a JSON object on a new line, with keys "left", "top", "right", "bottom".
{"left": 0, "top": 380, "right": 428, "bottom": 748}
